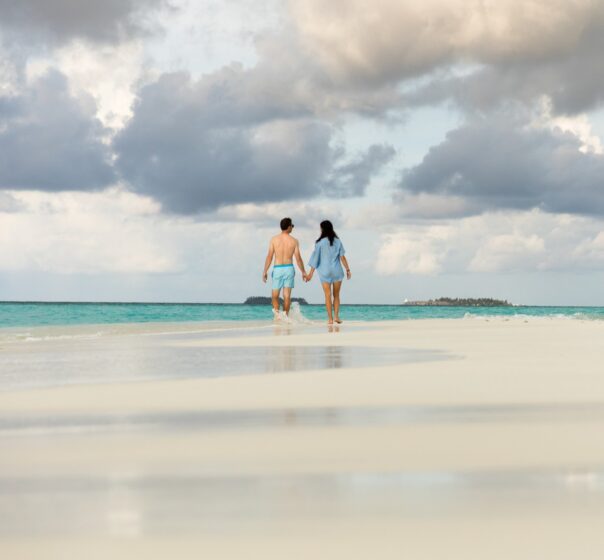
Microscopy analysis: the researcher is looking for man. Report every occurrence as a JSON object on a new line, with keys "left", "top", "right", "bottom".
{"left": 262, "top": 217, "right": 307, "bottom": 319}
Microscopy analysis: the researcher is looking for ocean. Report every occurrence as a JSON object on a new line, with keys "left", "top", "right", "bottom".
{"left": 1, "top": 301, "right": 603, "bottom": 328}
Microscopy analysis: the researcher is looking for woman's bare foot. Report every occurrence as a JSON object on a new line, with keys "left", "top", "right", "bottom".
{"left": 327, "top": 319, "right": 334, "bottom": 325}
{"left": 334, "top": 317, "right": 342, "bottom": 324}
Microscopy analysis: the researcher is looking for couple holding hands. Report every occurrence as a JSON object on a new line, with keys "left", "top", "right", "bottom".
{"left": 262, "top": 217, "right": 351, "bottom": 325}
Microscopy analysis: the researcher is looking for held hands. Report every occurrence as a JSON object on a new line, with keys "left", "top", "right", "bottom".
{"left": 304, "top": 271, "right": 313, "bottom": 283}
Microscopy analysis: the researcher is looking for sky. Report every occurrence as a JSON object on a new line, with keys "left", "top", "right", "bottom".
{"left": 1, "top": 0, "right": 604, "bottom": 305}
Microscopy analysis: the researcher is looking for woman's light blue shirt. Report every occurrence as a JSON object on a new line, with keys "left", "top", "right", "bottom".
{"left": 308, "top": 237, "right": 346, "bottom": 284}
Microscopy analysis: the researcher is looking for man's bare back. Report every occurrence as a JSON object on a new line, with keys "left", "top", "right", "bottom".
{"left": 271, "top": 233, "right": 298, "bottom": 265}
{"left": 263, "top": 232, "right": 306, "bottom": 280}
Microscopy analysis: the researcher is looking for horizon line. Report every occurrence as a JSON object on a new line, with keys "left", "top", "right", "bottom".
{"left": 1, "top": 300, "right": 603, "bottom": 308}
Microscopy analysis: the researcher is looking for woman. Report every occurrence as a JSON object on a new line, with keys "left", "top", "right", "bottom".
{"left": 306, "top": 220, "right": 351, "bottom": 324}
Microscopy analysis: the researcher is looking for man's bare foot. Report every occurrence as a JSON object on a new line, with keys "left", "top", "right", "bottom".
{"left": 273, "top": 309, "right": 281, "bottom": 322}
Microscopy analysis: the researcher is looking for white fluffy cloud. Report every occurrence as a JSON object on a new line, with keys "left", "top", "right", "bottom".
{"left": 374, "top": 210, "right": 604, "bottom": 276}
{"left": 0, "top": 188, "right": 178, "bottom": 274}
{"left": 26, "top": 40, "right": 145, "bottom": 129}
{"left": 377, "top": 229, "right": 449, "bottom": 275}
{"left": 469, "top": 233, "right": 546, "bottom": 272}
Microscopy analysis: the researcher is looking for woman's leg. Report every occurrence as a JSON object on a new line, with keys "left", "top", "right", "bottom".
{"left": 333, "top": 281, "right": 342, "bottom": 323}
{"left": 322, "top": 282, "right": 334, "bottom": 323}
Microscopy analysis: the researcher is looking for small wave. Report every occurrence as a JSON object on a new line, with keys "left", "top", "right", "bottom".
{"left": 572, "top": 312, "right": 603, "bottom": 321}
{"left": 462, "top": 311, "right": 603, "bottom": 322}
{"left": 0, "top": 320, "right": 281, "bottom": 344}
{"left": 287, "top": 302, "right": 314, "bottom": 324}
{"left": 0, "top": 331, "right": 106, "bottom": 343}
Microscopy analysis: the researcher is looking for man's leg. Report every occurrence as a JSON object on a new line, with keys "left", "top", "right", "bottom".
{"left": 283, "top": 287, "right": 292, "bottom": 315}
{"left": 322, "top": 282, "right": 334, "bottom": 324}
{"left": 271, "top": 289, "right": 281, "bottom": 316}
{"left": 333, "top": 281, "right": 342, "bottom": 323}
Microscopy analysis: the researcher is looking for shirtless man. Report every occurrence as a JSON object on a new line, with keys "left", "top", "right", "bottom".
{"left": 262, "top": 217, "right": 307, "bottom": 318}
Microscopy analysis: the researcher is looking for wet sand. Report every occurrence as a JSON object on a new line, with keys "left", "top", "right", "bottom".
{"left": 1, "top": 317, "right": 604, "bottom": 558}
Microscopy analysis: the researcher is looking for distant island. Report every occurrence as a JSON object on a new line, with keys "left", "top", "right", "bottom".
{"left": 244, "top": 296, "right": 308, "bottom": 305}
{"left": 402, "top": 297, "right": 512, "bottom": 307}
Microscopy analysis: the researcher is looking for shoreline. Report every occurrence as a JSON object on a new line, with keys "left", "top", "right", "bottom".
{"left": 2, "top": 317, "right": 604, "bottom": 558}
{"left": 1, "top": 308, "right": 603, "bottom": 338}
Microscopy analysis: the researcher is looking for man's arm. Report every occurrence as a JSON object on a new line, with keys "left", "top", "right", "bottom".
{"left": 294, "top": 240, "right": 307, "bottom": 280}
{"left": 262, "top": 240, "right": 274, "bottom": 283}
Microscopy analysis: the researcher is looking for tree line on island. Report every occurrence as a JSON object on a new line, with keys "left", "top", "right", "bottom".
{"left": 244, "top": 296, "right": 308, "bottom": 305}
{"left": 402, "top": 297, "right": 512, "bottom": 307}
{"left": 244, "top": 296, "right": 511, "bottom": 307}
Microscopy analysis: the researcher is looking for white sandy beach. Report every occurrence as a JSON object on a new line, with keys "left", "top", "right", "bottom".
{"left": 1, "top": 317, "right": 604, "bottom": 559}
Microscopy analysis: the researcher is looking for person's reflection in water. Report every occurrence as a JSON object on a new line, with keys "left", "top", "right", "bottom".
{"left": 327, "top": 324, "right": 340, "bottom": 334}
{"left": 273, "top": 324, "right": 294, "bottom": 336}
{"left": 325, "top": 346, "right": 344, "bottom": 369}
{"left": 267, "top": 345, "right": 297, "bottom": 372}
{"left": 283, "top": 409, "right": 298, "bottom": 426}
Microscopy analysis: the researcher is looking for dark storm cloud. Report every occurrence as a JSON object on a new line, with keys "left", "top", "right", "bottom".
{"left": 402, "top": 25, "right": 604, "bottom": 116}
{"left": 0, "top": 0, "right": 168, "bottom": 44}
{"left": 324, "top": 144, "right": 396, "bottom": 197}
{"left": 293, "top": 0, "right": 604, "bottom": 116}
{"left": 400, "top": 114, "right": 604, "bottom": 216}
{"left": 0, "top": 70, "right": 115, "bottom": 190}
{"left": 114, "top": 71, "right": 393, "bottom": 213}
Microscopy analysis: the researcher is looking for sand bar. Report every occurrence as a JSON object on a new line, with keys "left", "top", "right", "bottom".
{"left": 1, "top": 317, "right": 604, "bottom": 558}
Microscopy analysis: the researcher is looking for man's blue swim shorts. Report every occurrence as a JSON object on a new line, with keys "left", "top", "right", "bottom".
{"left": 272, "top": 264, "right": 295, "bottom": 289}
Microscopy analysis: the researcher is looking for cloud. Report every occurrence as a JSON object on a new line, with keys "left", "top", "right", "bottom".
{"left": 292, "top": 0, "right": 604, "bottom": 115}
{"left": 0, "top": 70, "right": 115, "bottom": 191}
{"left": 374, "top": 210, "right": 604, "bottom": 276}
{"left": 376, "top": 230, "right": 448, "bottom": 275}
{"left": 402, "top": 25, "right": 604, "bottom": 115}
{"left": 324, "top": 144, "right": 396, "bottom": 197}
{"left": 25, "top": 40, "right": 145, "bottom": 130}
{"left": 0, "top": 188, "right": 178, "bottom": 274}
{"left": 0, "top": 191, "right": 23, "bottom": 212}
{"left": 293, "top": 0, "right": 602, "bottom": 81}
{"left": 468, "top": 233, "right": 545, "bottom": 272}
{"left": 114, "top": 70, "right": 393, "bottom": 213}
{"left": 210, "top": 201, "right": 345, "bottom": 228}
{"left": 399, "top": 109, "right": 604, "bottom": 217}
{"left": 0, "top": 0, "right": 169, "bottom": 45}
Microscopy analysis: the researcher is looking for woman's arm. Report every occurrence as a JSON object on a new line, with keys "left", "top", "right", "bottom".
{"left": 341, "top": 256, "right": 351, "bottom": 280}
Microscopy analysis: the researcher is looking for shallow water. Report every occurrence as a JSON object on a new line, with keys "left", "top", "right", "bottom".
{"left": 0, "top": 325, "right": 450, "bottom": 390}
{"left": 1, "top": 301, "right": 603, "bottom": 328}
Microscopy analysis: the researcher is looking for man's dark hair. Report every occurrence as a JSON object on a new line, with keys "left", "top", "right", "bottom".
{"left": 280, "top": 217, "right": 293, "bottom": 231}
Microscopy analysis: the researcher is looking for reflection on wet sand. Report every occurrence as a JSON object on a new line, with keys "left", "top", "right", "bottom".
{"left": 5, "top": 402, "right": 604, "bottom": 436}
{"left": 2, "top": 318, "right": 604, "bottom": 558}
{"left": 260, "top": 344, "right": 345, "bottom": 371}
{"left": 0, "top": 343, "right": 450, "bottom": 391}
{"left": 1, "top": 468, "right": 604, "bottom": 537}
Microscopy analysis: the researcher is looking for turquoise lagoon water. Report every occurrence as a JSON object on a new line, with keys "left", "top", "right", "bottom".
{"left": 1, "top": 301, "right": 603, "bottom": 328}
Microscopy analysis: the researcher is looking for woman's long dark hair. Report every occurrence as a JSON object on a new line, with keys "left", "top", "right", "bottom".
{"left": 316, "top": 220, "right": 339, "bottom": 246}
